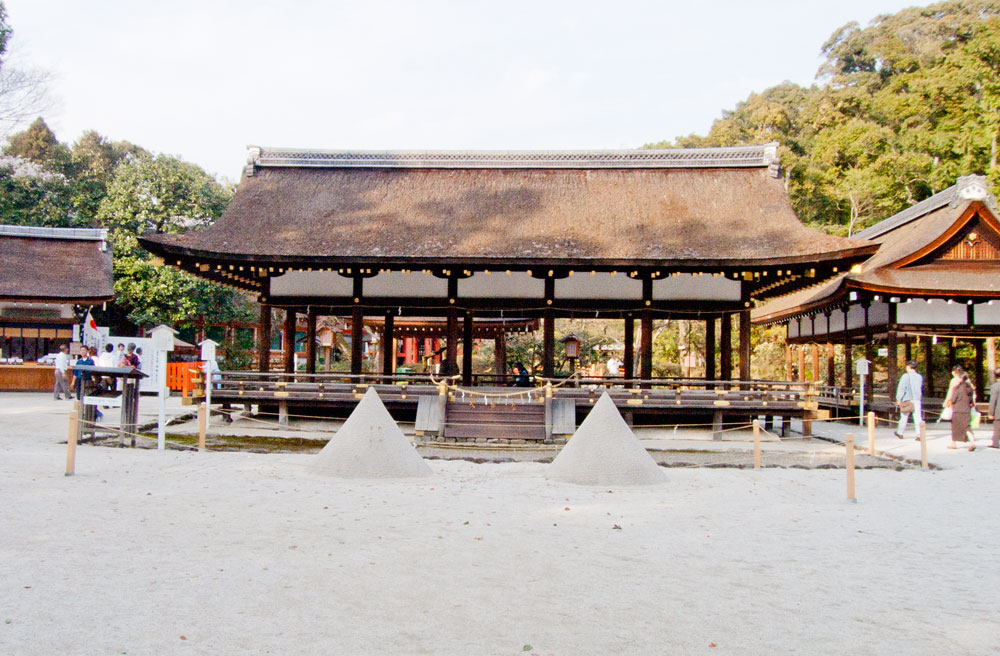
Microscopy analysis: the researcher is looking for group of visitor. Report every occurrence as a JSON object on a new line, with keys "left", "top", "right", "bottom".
{"left": 52, "top": 342, "right": 142, "bottom": 400}
{"left": 895, "top": 360, "right": 1000, "bottom": 451}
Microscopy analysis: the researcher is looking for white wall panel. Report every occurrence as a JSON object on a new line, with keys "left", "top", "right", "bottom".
{"left": 460, "top": 272, "right": 543, "bottom": 298}
{"left": 974, "top": 302, "right": 1000, "bottom": 325}
{"left": 557, "top": 272, "right": 642, "bottom": 300}
{"left": 365, "top": 272, "right": 448, "bottom": 298}
{"left": 896, "top": 299, "right": 968, "bottom": 325}
{"left": 270, "top": 271, "right": 353, "bottom": 297}
{"left": 652, "top": 274, "right": 741, "bottom": 301}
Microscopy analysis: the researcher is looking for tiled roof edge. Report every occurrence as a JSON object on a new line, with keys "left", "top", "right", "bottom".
{"left": 244, "top": 143, "right": 781, "bottom": 176}
{"left": 0, "top": 224, "right": 108, "bottom": 241}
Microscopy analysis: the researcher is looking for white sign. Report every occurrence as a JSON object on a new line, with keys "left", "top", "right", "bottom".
{"left": 855, "top": 358, "right": 870, "bottom": 376}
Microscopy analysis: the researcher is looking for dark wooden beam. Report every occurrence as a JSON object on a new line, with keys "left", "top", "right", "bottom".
{"left": 887, "top": 330, "right": 898, "bottom": 400}
{"left": 640, "top": 310, "right": 653, "bottom": 385}
{"left": 924, "top": 336, "right": 934, "bottom": 398}
{"left": 382, "top": 311, "right": 395, "bottom": 378}
{"left": 306, "top": 308, "right": 317, "bottom": 374}
{"left": 705, "top": 317, "right": 716, "bottom": 382}
{"left": 843, "top": 308, "right": 853, "bottom": 390}
{"left": 720, "top": 313, "right": 732, "bottom": 381}
{"left": 975, "top": 339, "right": 985, "bottom": 398}
{"left": 623, "top": 314, "right": 635, "bottom": 384}
{"left": 543, "top": 309, "right": 555, "bottom": 378}
{"left": 462, "top": 313, "right": 474, "bottom": 387}
{"left": 738, "top": 310, "right": 751, "bottom": 382}
{"left": 351, "top": 307, "right": 364, "bottom": 376}
{"left": 445, "top": 308, "right": 459, "bottom": 375}
{"left": 258, "top": 305, "right": 271, "bottom": 373}
{"left": 283, "top": 309, "right": 296, "bottom": 374}
{"left": 494, "top": 334, "right": 506, "bottom": 383}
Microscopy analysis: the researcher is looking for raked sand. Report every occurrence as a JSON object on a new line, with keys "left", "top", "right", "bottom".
{"left": 1, "top": 393, "right": 999, "bottom": 655}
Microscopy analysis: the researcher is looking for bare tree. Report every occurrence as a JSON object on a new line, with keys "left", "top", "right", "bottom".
{"left": 0, "top": 47, "right": 50, "bottom": 137}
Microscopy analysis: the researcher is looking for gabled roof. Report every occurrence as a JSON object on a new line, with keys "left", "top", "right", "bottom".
{"left": 140, "top": 145, "right": 874, "bottom": 275}
{"left": 0, "top": 225, "right": 114, "bottom": 303}
{"left": 753, "top": 176, "right": 1000, "bottom": 325}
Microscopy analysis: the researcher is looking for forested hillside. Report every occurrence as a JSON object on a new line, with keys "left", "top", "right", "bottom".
{"left": 650, "top": 0, "right": 1000, "bottom": 235}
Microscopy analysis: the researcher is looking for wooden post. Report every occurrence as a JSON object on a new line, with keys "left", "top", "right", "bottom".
{"left": 543, "top": 309, "right": 555, "bottom": 379}
{"left": 786, "top": 344, "right": 794, "bottom": 381}
{"left": 811, "top": 343, "right": 820, "bottom": 382}
{"left": 887, "top": 330, "right": 898, "bottom": 401}
{"left": 843, "top": 335, "right": 853, "bottom": 391}
{"left": 494, "top": 334, "right": 506, "bottom": 382}
{"left": 924, "top": 336, "right": 935, "bottom": 398}
{"left": 797, "top": 345, "right": 806, "bottom": 382}
{"left": 278, "top": 400, "right": 288, "bottom": 426}
{"left": 845, "top": 433, "right": 856, "bottom": 502}
{"left": 306, "top": 309, "right": 317, "bottom": 374}
{"left": 640, "top": 309, "right": 653, "bottom": 386}
{"left": 704, "top": 317, "right": 716, "bottom": 383}
{"left": 623, "top": 314, "right": 635, "bottom": 384}
{"left": 351, "top": 306, "right": 364, "bottom": 377}
{"left": 382, "top": 312, "right": 395, "bottom": 380}
{"left": 987, "top": 337, "right": 997, "bottom": 384}
{"left": 445, "top": 308, "right": 459, "bottom": 376}
{"left": 826, "top": 342, "right": 835, "bottom": 386}
{"left": 65, "top": 400, "right": 80, "bottom": 476}
{"left": 920, "top": 421, "right": 928, "bottom": 470}
{"left": 738, "top": 310, "right": 751, "bottom": 382}
{"left": 283, "top": 309, "right": 297, "bottom": 375}
{"left": 752, "top": 419, "right": 761, "bottom": 469}
{"left": 462, "top": 313, "right": 474, "bottom": 387}
{"left": 720, "top": 313, "right": 732, "bottom": 382}
{"left": 198, "top": 402, "right": 207, "bottom": 451}
{"left": 258, "top": 304, "right": 272, "bottom": 373}
{"left": 974, "top": 339, "right": 985, "bottom": 398}
{"left": 867, "top": 410, "right": 876, "bottom": 455}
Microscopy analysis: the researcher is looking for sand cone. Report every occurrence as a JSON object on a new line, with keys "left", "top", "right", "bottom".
{"left": 312, "top": 387, "right": 432, "bottom": 478}
{"left": 547, "top": 392, "right": 665, "bottom": 486}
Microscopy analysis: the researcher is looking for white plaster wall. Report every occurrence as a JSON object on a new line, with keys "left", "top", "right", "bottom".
{"left": 788, "top": 319, "right": 800, "bottom": 338}
{"left": 365, "top": 272, "right": 448, "bottom": 298}
{"left": 268, "top": 271, "right": 354, "bottom": 298}
{"left": 651, "top": 274, "right": 741, "bottom": 301}
{"left": 460, "top": 272, "right": 544, "bottom": 298}
{"left": 798, "top": 317, "right": 813, "bottom": 337}
{"left": 867, "top": 301, "right": 890, "bottom": 326}
{"left": 896, "top": 299, "right": 968, "bottom": 325}
{"left": 557, "top": 272, "right": 642, "bottom": 300}
{"left": 974, "top": 302, "right": 1000, "bottom": 325}
{"left": 846, "top": 304, "right": 867, "bottom": 331}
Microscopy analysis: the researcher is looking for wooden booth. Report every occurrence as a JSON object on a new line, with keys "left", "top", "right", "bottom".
{"left": 753, "top": 175, "right": 1000, "bottom": 414}
{"left": 0, "top": 225, "right": 113, "bottom": 391}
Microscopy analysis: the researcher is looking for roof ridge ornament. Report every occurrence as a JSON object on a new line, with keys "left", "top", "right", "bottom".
{"left": 244, "top": 143, "right": 783, "bottom": 171}
{"left": 954, "top": 174, "right": 995, "bottom": 207}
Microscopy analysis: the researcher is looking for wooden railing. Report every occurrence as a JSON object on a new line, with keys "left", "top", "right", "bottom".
{"left": 166, "top": 361, "right": 204, "bottom": 397}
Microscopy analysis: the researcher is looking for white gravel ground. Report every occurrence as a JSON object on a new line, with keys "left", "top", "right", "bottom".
{"left": 1, "top": 393, "right": 998, "bottom": 655}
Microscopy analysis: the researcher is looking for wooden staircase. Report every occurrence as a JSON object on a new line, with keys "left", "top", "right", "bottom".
{"left": 443, "top": 402, "right": 546, "bottom": 442}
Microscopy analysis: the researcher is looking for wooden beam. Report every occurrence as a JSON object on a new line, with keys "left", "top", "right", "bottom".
{"left": 351, "top": 306, "right": 364, "bottom": 376}
{"left": 382, "top": 311, "right": 394, "bottom": 378}
{"left": 975, "top": 339, "right": 985, "bottom": 398}
{"left": 924, "top": 336, "right": 935, "bottom": 398}
{"left": 283, "top": 309, "right": 296, "bottom": 374}
{"left": 462, "top": 313, "right": 474, "bottom": 387}
{"left": 543, "top": 309, "right": 555, "bottom": 378}
{"left": 640, "top": 309, "right": 653, "bottom": 385}
{"left": 843, "top": 308, "right": 853, "bottom": 390}
{"left": 306, "top": 309, "right": 317, "bottom": 374}
{"left": 827, "top": 342, "right": 835, "bottom": 385}
{"left": 623, "top": 314, "right": 635, "bottom": 384}
{"left": 445, "top": 308, "right": 459, "bottom": 376}
{"left": 738, "top": 310, "right": 751, "bottom": 382}
{"left": 811, "top": 343, "right": 819, "bottom": 383}
{"left": 720, "top": 313, "right": 732, "bottom": 381}
{"left": 887, "top": 330, "right": 898, "bottom": 400}
{"left": 257, "top": 305, "right": 272, "bottom": 373}
{"left": 494, "top": 334, "right": 506, "bottom": 382}
{"left": 705, "top": 317, "right": 716, "bottom": 382}
{"left": 797, "top": 345, "right": 805, "bottom": 382}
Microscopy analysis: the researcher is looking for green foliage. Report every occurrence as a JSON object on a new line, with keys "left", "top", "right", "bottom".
{"left": 3, "top": 117, "right": 70, "bottom": 172}
{"left": 648, "top": 0, "right": 1000, "bottom": 232}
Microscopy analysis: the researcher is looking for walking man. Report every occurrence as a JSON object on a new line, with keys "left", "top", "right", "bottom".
{"left": 988, "top": 367, "right": 1000, "bottom": 449}
{"left": 894, "top": 360, "right": 923, "bottom": 439}
{"left": 53, "top": 344, "right": 71, "bottom": 400}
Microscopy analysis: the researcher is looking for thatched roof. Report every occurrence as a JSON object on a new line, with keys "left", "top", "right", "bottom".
{"left": 0, "top": 225, "right": 113, "bottom": 303}
{"left": 753, "top": 175, "right": 1000, "bottom": 324}
{"left": 141, "top": 145, "right": 874, "bottom": 269}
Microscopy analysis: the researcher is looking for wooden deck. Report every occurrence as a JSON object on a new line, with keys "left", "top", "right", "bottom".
{"left": 201, "top": 372, "right": 820, "bottom": 441}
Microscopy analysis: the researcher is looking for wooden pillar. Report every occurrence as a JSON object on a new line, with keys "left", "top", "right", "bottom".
{"left": 351, "top": 307, "right": 364, "bottom": 376}
{"left": 543, "top": 309, "right": 555, "bottom": 378}
{"left": 720, "top": 313, "right": 732, "bottom": 381}
{"left": 445, "top": 308, "right": 459, "bottom": 376}
{"left": 640, "top": 310, "right": 653, "bottom": 385}
{"left": 494, "top": 334, "right": 506, "bottom": 381}
{"left": 258, "top": 304, "right": 272, "bottom": 373}
{"left": 462, "top": 313, "right": 474, "bottom": 387}
{"left": 283, "top": 309, "right": 296, "bottom": 374}
{"left": 811, "top": 343, "right": 819, "bottom": 382}
{"left": 382, "top": 312, "right": 395, "bottom": 379}
{"left": 924, "top": 336, "right": 935, "bottom": 398}
{"left": 785, "top": 344, "right": 793, "bottom": 381}
{"left": 623, "top": 314, "right": 635, "bottom": 383}
{"left": 904, "top": 339, "right": 912, "bottom": 362}
{"left": 826, "top": 343, "right": 835, "bottom": 385}
{"left": 738, "top": 310, "right": 751, "bottom": 382}
{"left": 843, "top": 338, "right": 853, "bottom": 391}
{"left": 863, "top": 302, "right": 873, "bottom": 403}
{"left": 887, "top": 330, "right": 898, "bottom": 401}
{"left": 704, "top": 317, "right": 716, "bottom": 381}
{"left": 305, "top": 309, "right": 317, "bottom": 374}
{"left": 797, "top": 345, "right": 805, "bottom": 382}
{"left": 974, "top": 339, "right": 985, "bottom": 398}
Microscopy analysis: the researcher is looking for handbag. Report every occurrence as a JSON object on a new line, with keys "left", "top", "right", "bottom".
{"left": 898, "top": 400, "right": 914, "bottom": 413}
{"left": 971, "top": 408, "right": 981, "bottom": 429}
{"left": 939, "top": 406, "right": 953, "bottom": 422}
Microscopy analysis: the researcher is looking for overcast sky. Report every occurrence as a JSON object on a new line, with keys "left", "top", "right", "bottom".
{"left": 5, "top": 0, "right": 919, "bottom": 182}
